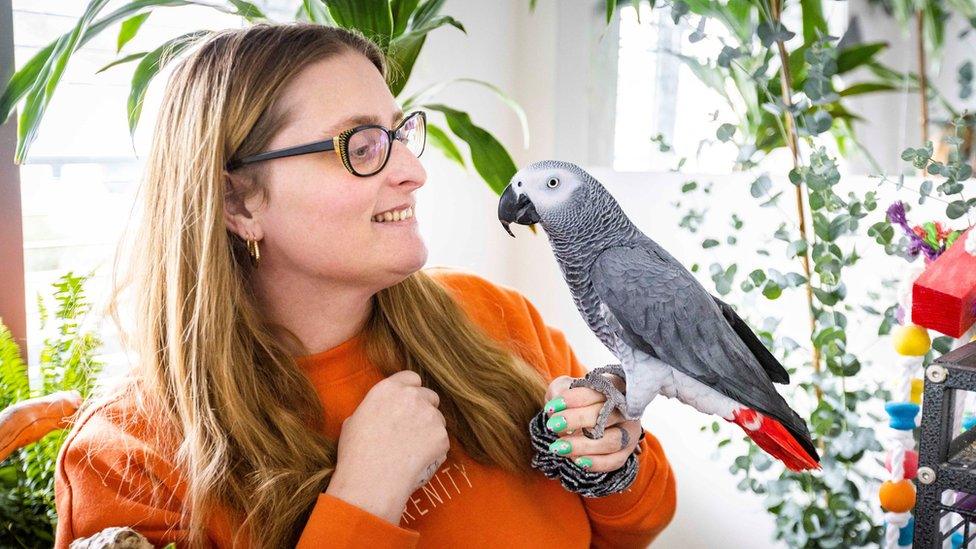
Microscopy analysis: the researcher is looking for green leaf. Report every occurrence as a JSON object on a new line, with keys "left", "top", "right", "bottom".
{"left": 750, "top": 174, "right": 772, "bottom": 198}
{"left": 16, "top": 0, "right": 113, "bottom": 164}
{"left": 117, "top": 12, "right": 150, "bottom": 52}
{"left": 226, "top": 0, "right": 268, "bottom": 22}
{"left": 325, "top": 0, "right": 394, "bottom": 48}
{"left": 391, "top": 0, "right": 421, "bottom": 37}
{"left": 702, "top": 238, "right": 720, "bottom": 249}
{"left": 301, "top": 0, "right": 336, "bottom": 24}
{"left": 387, "top": 15, "right": 465, "bottom": 96}
{"left": 2, "top": 0, "right": 261, "bottom": 163}
{"left": 757, "top": 21, "right": 795, "bottom": 47}
{"left": 96, "top": 51, "right": 148, "bottom": 74}
{"left": 426, "top": 122, "right": 465, "bottom": 168}
{"left": 799, "top": 0, "right": 827, "bottom": 44}
{"left": 424, "top": 104, "right": 517, "bottom": 195}
{"left": 606, "top": 0, "right": 618, "bottom": 24}
{"left": 717, "top": 123, "right": 737, "bottom": 142}
{"left": 836, "top": 42, "right": 886, "bottom": 74}
{"left": 127, "top": 30, "right": 212, "bottom": 139}
{"left": 787, "top": 239, "right": 808, "bottom": 257}
{"left": 400, "top": 78, "right": 526, "bottom": 147}
{"left": 838, "top": 82, "right": 897, "bottom": 96}
{"left": 947, "top": 200, "right": 970, "bottom": 219}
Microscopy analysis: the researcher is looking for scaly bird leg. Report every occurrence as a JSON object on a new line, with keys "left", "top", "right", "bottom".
{"left": 569, "top": 364, "right": 627, "bottom": 440}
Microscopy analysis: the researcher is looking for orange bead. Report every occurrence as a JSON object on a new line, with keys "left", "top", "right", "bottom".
{"left": 879, "top": 479, "right": 916, "bottom": 513}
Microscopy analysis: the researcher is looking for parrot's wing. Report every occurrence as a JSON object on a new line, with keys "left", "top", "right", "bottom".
{"left": 712, "top": 296, "right": 790, "bottom": 384}
{"left": 589, "top": 245, "right": 792, "bottom": 418}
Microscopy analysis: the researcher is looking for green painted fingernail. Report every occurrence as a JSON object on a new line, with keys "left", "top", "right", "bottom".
{"left": 546, "top": 414, "right": 568, "bottom": 432}
{"left": 548, "top": 439, "right": 572, "bottom": 455}
{"left": 575, "top": 456, "right": 593, "bottom": 469}
{"left": 544, "top": 396, "right": 567, "bottom": 415}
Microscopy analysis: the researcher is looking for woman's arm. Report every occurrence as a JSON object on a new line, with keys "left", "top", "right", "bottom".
{"left": 505, "top": 287, "right": 678, "bottom": 548}
{"left": 55, "top": 401, "right": 421, "bottom": 549}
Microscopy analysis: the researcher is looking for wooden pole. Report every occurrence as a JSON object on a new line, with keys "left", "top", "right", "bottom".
{"left": 916, "top": 10, "right": 930, "bottom": 145}
{"left": 771, "top": 0, "right": 823, "bottom": 404}
{"left": 0, "top": 0, "right": 28, "bottom": 361}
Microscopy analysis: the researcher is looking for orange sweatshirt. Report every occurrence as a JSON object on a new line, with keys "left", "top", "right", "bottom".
{"left": 54, "top": 267, "right": 676, "bottom": 548}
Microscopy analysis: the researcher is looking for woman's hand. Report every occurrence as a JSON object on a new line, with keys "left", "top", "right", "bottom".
{"left": 541, "top": 374, "right": 642, "bottom": 473}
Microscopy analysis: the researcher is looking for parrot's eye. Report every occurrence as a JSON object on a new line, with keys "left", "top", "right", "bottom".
{"left": 547, "top": 177, "right": 559, "bottom": 188}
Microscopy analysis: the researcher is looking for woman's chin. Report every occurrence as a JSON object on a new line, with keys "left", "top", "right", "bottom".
{"left": 383, "top": 242, "right": 428, "bottom": 275}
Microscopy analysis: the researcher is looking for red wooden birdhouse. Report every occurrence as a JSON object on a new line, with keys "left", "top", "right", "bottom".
{"left": 912, "top": 228, "right": 976, "bottom": 338}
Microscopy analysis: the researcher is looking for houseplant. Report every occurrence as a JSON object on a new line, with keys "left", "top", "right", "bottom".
{"left": 0, "top": 272, "right": 103, "bottom": 547}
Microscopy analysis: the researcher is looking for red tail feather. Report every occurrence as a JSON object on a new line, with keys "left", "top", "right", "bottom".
{"left": 729, "top": 408, "right": 820, "bottom": 472}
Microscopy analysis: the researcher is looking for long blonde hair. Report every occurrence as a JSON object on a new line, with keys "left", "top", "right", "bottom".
{"left": 98, "top": 22, "right": 548, "bottom": 548}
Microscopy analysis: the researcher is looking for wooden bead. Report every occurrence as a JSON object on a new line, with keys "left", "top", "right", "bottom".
{"left": 879, "top": 479, "right": 916, "bottom": 513}
{"left": 892, "top": 324, "right": 931, "bottom": 356}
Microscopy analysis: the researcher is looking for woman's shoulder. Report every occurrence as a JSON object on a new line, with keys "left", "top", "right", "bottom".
{"left": 58, "top": 384, "right": 177, "bottom": 482}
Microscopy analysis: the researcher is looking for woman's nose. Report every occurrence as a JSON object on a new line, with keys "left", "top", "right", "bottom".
{"left": 385, "top": 139, "right": 426, "bottom": 188}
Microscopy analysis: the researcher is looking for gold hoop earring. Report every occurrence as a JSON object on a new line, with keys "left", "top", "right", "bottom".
{"left": 246, "top": 238, "right": 261, "bottom": 265}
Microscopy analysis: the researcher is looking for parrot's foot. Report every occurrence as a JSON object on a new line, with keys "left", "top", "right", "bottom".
{"left": 569, "top": 364, "right": 627, "bottom": 440}
{"left": 587, "top": 363, "right": 625, "bottom": 379}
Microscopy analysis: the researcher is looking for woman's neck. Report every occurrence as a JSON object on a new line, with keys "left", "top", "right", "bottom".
{"left": 252, "top": 266, "right": 374, "bottom": 357}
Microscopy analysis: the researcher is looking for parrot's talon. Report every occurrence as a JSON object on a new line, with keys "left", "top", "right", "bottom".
{"left": 570, "top": 371, "right": 627, "bottom": 440}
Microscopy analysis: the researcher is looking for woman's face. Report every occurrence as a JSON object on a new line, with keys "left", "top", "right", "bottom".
{"left": 233, "top": 51, "right": 428, "bottom": 290}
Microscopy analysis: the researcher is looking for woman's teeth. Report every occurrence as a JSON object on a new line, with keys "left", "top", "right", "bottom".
{"left": 372, "top": 206, "right": 413, "bottom": 223}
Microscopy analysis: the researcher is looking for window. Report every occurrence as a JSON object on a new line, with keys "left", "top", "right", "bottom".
{"left": 612, "top": 2, "right": 849, "bottom": 174}
{"left": 11, "top": 1, "right": 296, "bottom": 378}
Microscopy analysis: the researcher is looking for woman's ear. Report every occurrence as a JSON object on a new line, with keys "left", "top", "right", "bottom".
{"left": 223, "top": 170, "right": 264, "bottom": 241}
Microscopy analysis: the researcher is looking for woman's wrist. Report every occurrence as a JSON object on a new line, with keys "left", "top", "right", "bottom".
{"left": 325, "top": 464, "right": 407, "bottom": 525}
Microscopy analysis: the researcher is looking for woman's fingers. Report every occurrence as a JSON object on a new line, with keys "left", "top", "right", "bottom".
{"left": 546, "top": 420, "right": 643, "bottom": 473}
{"left": 544, "top": 375, "right": 574, "bottom": 403}
{"left": 544, "top": 374, "right": 626, "bottom": 414}
{"left": 545, "top": 401, "right": 625, "bottom": 434}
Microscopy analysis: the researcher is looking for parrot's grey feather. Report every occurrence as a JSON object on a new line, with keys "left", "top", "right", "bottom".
{"left": 589, "top": 245, "right": 817, "bottom": 460}
{"left": 712, "top": 297, "right": 790, "bottom": 384}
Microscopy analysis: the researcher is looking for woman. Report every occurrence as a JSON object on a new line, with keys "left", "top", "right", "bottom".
{"left": 53, "top": 23, "right": 675, "bottom": 548}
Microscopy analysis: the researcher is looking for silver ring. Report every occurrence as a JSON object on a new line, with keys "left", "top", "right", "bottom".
{"left": 613, "top": 425, "right": 629, "bottom": 451}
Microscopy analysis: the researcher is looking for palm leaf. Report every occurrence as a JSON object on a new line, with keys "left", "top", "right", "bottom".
{"left": 423, "top": 104, "right": 517, "bottom": 195}
{"left": 127, "top": 30, "right": 213, "bottom": 139}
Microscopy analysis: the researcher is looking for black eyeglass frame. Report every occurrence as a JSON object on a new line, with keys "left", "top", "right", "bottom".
{"left": 226, "top": 110, "right": 426, "bottom": 176}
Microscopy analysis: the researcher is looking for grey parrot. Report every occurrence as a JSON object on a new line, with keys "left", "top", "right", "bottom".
{"left": 498, "top": 160, "right": 820, "bottom": 472}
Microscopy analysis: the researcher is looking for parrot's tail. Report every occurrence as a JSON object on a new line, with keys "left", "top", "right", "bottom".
{"left": 729, "top": 408, "right": 821, "bottom": 472}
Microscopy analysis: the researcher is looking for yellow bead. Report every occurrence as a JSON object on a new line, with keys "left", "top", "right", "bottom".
{"left": 879, "top": 479, "right": 916, "bottom": 512}
{"left": 910, "top": 378, "right": 924, "bottom": 404}
{"left": 893, "top": 325, "right": 932, "bottom": 356}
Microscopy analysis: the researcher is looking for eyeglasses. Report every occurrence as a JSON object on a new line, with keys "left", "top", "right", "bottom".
{"left": 226, "top": 110, "right": 426, "bottom": 177}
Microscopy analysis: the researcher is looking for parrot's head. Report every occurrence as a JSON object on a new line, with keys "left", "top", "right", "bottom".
{"left": 497, "top": 160, "right": 605, "bottom": 238}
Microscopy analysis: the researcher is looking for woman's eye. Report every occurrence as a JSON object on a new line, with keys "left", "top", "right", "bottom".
{"left": 352, "top": 146, "right": 369, "bottom": 158}
{"left": 547, "top": 177, "right": 559, "bottom": 188}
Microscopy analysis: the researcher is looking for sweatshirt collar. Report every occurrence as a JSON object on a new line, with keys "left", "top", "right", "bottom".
{"left": 294, "top": 331, "right": 370, "bottom": 384}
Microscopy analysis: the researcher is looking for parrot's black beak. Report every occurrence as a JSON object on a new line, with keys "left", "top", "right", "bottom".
{"left": 498, "top": 184, "right": 541, "bottom": 238}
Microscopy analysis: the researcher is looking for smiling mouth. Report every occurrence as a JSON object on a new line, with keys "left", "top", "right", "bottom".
{"left": 372, "top": 205, "right": 414, "bottom": 223}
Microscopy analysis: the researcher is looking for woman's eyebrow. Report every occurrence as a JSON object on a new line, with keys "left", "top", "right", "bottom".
{"left": 323, "top": 109, "right": 405, "bottom": 136}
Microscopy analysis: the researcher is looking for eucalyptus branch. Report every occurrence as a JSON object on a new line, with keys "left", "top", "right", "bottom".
{"left": 770, "top": 0, "right": 823, "bottom": 403}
